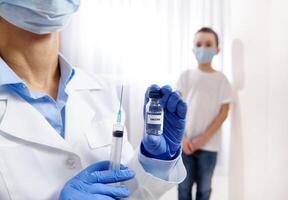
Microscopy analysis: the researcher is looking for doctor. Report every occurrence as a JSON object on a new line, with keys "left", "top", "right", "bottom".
{"left": 0, "top": 1, "right": 187, "bottom": 200}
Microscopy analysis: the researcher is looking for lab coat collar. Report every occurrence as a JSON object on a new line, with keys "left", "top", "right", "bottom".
{"left": 65, "top": 68, "right": 103, "bottom": 92}
{"left": 58, "top": 52, "right": 103, "bottom": 92}
{"left": 0, "top": 57, "right": 23, "bottom": 86}
{"left": 58, "top": 53, "right": 75, "bottom": 86}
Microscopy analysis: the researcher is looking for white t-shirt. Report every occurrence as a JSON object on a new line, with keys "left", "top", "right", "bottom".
{"left": 176, "top": 68, "right": 233, "bottom": 152}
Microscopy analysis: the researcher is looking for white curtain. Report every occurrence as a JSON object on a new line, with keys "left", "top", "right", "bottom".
{"left": 61, "top": 0, "right": 230, "bottom": 199}
{"left": 61, "top": 0, "right": 226, "bottom": 143}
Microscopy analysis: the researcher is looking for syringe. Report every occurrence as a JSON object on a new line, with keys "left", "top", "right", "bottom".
{"left": 109, "top": 85, "right": 124, "bottom": 171}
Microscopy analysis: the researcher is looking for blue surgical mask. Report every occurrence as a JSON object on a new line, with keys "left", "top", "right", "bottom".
{"left": 0, "top": 0, "right": 80, "bottom": 34}
{"left": 193, "top": 47, "right": 217, "bottom": 64}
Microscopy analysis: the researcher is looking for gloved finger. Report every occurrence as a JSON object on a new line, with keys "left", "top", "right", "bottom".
{"left": 166, "top": 92, "right": 181, "bottom": 113}
{"left": 176, "top": 99, "right": 187, "bottom": 119}
{"left": 119, "top": 164, "right": 129, "bottom": 170}
{"left": 84, "top": 161, "right": 110, "bottom": 173}
{"left": 159, "top": 85, "right": 173, "bottom": 108}
{"left": 145, "top": 84, "right": 161, "bottom": 104}
{"left": 142, "top": 134, "right": 167, "bottom": 155}
{"left": 59, "top": 180, "right": 111, "bottom": 200}
{"left": 164, "top": 111, "right": 186, "bottom": 129}
{"left": 91, "top": 194, "right": 115, "bottom": 200}
{"left": 163, "top": 134, "right": 181, "bottom": 154}
{"left": 143, "top": 134, "right": 162, "bottom": 149}
{"left": 90, "top": 169, "right": 135, "bottom": 184}
{"left": 86, "top": 183, "right": 130, "bottom": 198}
{"left": 77, "top": 161, "right": 132, "bottom": 185}
{"left": 163, "top": 112, "right": 186, "bottom": 148}
{"left": 82, "top": 161, "right": 128, "bottom": 174}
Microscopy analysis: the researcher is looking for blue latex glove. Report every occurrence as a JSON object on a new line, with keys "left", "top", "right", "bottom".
{"left": 142, "top": 85, "right": 187, "bottom": 160}
{"left": 59, "top": 161, "right": 135, "bottom": 200}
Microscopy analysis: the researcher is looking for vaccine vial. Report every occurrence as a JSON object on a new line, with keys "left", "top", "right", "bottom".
{"left": 145, "top": 90, "right": 164, "bottom": 135}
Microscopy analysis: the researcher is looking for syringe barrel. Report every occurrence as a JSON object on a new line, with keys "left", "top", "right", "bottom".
{"left": 109, "top": 136, "right": 123, "bottom": 171}
{"left": 109, "top": 123, "right": 124, "bottom": 171}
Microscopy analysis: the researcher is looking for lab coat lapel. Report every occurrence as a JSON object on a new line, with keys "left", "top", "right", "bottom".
{"left": 0, "top": 93, "right": 74, "bottom": 153}
{"left": 63, "top": 68, "right": 102, "bottom": 146}
{"left": 64, "top": 91, "right": 96, "bottom": 146}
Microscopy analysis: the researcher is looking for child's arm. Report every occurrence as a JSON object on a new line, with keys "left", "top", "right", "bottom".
{"left": 189, "top": 103, "right": 230, "bottom": 153}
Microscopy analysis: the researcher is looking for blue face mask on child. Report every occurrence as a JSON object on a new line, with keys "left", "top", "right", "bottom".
{"left": 0, "top": 0, "right": 80, "bottom": 34}
{"left": 193, "top": 47, "right": 217, "bottom": 64}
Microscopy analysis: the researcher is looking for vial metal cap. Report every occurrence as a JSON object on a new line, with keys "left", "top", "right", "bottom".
{"left": 149, "top": 90, "right": 163, "bottom": 98}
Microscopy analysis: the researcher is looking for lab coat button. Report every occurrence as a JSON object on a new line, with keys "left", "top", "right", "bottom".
{"left": 66, "top": 158, "right": 77, "bottom": 169}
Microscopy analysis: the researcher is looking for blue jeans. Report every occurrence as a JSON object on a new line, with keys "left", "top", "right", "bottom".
{"left": 178, "top": 150, "right": 217, "bottom": 200}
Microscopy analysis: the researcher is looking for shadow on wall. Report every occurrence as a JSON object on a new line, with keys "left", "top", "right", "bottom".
{"left": 229, "top": 39, "right": 245, "bottom": 200}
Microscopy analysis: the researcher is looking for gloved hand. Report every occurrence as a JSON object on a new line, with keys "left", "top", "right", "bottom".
{"left": 141, "top": 85, "right": 187, "bottom": 160}
{"left": 59, "top": 161, "right": 135, "bottom": 200}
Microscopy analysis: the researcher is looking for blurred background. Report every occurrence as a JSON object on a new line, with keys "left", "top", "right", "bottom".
{"left": 60, "top": 0, "right": 288, "bottom": 199}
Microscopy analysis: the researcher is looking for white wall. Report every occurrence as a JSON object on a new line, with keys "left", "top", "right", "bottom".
{"left": 267, "top": 1, "right": 288, "bottom": 199}
{"left": 229, "top": 0, "right": 288, "bottom": 199}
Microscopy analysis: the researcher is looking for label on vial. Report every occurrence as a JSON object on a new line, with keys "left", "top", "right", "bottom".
{"left": 147, "top": 113, "right": 162, "bottom": 125}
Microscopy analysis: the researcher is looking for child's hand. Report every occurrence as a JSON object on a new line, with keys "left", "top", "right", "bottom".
{"left": 189, "top": 133, "right": 210, "bottom": 153}
{"left": 182, "top": 136, "right": 193, "bottom": 155}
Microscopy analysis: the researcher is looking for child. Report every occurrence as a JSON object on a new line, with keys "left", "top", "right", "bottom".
{"left": 177, "top": 27, "right": 232, "bottom": 200}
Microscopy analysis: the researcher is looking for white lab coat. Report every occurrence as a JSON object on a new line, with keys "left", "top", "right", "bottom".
{"left": 0, "top": 68, "right": 186, "bottom": 200}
